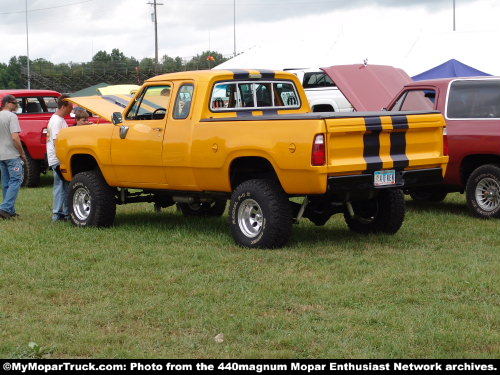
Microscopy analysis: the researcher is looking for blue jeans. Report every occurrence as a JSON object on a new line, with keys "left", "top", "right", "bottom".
{"left": 0, "top": 158, "right": 24, "bottom": 215}
{"left": 52, "top": 164, "right": 69, "bottom": 220}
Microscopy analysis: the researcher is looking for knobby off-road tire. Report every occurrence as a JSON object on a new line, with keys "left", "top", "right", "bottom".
{"left": 177, "top": 199, "right": 226, "bottom": 217}
{"left": 68, "top": 170, "right": 116, "bottom": 227}
{"left": 344, "top": 189, "right": 405, "bottom": 234}
{"left": 409, "top": 187, "right": 447, "bottom": 202}
{"left": 22, "top": 150, "right": 41, "bottom": 187}
{"left": 229, "top": 179, "right": 292, "bottom": 249}
{"left": 465, "top": 164, "right": 500, "bottom": 219}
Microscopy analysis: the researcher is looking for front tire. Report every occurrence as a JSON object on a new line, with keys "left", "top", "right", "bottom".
{"left": 68, "top": 170, "right": 116, "bottom": 227}
{"left": 229, "top": 179, "right": 292, "bottom": 248}
{"left": 344, "top": 189, "right": 405, "bottom": 234}
{"left": 465, "top": 164, "right": 500, "bottom": 218}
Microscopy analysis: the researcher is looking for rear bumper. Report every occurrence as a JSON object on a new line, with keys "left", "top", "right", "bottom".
{"left": 327, "top": 168, "right": 443, "bottom": 192}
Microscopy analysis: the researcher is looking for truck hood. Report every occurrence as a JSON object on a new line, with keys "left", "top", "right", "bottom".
{"left": 321, "top": 64, "right": 412, "bottom": 111}
{"left": 67, "top": 95, "right": 132, "bottom": 122}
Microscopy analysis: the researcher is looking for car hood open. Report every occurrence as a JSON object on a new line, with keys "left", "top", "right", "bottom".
{"left": 67, "top": 94, "right": 132, "bottom": 122}
{"left": 321, "top": 64, "right": 412, "bottom": 111}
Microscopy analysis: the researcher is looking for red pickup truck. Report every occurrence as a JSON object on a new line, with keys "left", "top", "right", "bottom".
{"left": 0, "top": 90, "right": 62, "bottom": 187}
{"left": 0, "top": 90, "right": 104, "bottom": 187}
{"left": 322, "top": 66, "right": 500, "bottom": 219}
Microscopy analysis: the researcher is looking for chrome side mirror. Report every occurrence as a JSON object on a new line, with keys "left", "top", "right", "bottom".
{"left": 119, "top": 126, "right": 129, "bottom": 139}
{"left": 112, "top": 112, "right": 123, "bottom": 125}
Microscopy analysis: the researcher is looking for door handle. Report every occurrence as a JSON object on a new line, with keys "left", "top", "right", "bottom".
{"left": 152, "top": 127, "right": 163, "bottom": 132}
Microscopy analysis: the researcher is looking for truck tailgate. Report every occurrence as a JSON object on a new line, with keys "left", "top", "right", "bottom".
{"left": 325, "top": 112, "right": 448, "bottom": 175}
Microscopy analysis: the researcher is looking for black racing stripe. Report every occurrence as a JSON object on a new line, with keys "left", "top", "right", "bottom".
{"left": 390, "top": 115, "right": 409, "bottom": 169}
{"left": 236, "top": 111, "right": 253, "bottom": 117}
{"left": 258, "top": 69, "right": 275, "bottom": 79}
{"left": 363, "top": 116, "right": 383, "bottom": 172}
{"left": 101, "top": 95, "right": 129, "bottom": 108}
{"left": 225, "top": 69, "right": 250, "bottom": 79}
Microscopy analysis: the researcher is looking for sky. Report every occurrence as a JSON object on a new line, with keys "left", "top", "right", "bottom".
{"left": 1, "top": 0, "right": 499, "bottom": 66}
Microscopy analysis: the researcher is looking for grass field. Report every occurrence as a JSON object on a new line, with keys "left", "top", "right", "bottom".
{"left": 0, "top": 173, "right": 498, "bottom": 358}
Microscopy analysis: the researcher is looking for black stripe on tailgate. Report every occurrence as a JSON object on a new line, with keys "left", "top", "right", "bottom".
{"left": 390, "top": 115, "right": 409, "bottom": 169}
{"left": 363, "top": 116, "right": 383, "bottom": 172}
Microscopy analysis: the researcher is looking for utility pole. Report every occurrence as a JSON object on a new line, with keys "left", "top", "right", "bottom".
{"left": 25, "top": 0, "right": 31, "bottom": 89}
{"left": 148, "top": 0, "right": 163, "bottom": 73}
{"left": 453, "top": 0, "right": 456, "bottom": 31}
{"left": 233, "top": 0, "right": 236, "bottom": 56}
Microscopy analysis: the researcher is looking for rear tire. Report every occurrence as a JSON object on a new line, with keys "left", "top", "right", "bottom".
{"left": 344, "top": 189, "right": 405, "bottom": 234}
{"left": 229, "top": 179, "right": 292, "bottom": 248}
{"left": 177, "top": 199, "right": 226, "bottom": 217}
{"left": 68, "top": 170, "right": 116, "bottom": 227}
{"left": 22, "top": 149, "right": 41, "bottom": 188}
{"left": 465, "top": 164, "right": 500, "bottom": 218}
{"left": 409, "top": 188, "right": 447, "bottom": 202}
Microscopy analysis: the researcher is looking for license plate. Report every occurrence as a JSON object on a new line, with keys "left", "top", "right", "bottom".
{"left": 374, "top": 170, "right": 396, "bottom": 186}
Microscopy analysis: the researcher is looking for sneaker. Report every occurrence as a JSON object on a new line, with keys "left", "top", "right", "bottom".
{"left": 0, "top": 210, "right": 12, "bottom": 219}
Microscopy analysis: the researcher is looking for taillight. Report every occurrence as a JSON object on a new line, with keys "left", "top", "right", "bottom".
{"left": 443, "top": 127, "right": 449, "bottom": 156}
{"left": 41, "top": 128, "right": 48, "bottom": 144}
{"left": 311, "top": 134, "right": 326, "bottom": 166}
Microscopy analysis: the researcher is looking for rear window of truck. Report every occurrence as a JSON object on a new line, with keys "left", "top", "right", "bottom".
{"left": 13, "top": 96, "right": 59, "bottom": 114}
{"left": 210, "top": 80, "right": 300, "bottom": 111}
{"left": 447, "top": 79, "right": 500, "bottom": 119}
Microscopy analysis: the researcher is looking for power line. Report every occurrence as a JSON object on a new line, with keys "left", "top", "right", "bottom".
{"left": 0, "top": 0, "right": 93, "bottom": 15}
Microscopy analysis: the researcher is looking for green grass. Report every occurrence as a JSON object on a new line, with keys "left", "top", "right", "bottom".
{"left": 0, "top": 174, "right": 498, "bottom": 358}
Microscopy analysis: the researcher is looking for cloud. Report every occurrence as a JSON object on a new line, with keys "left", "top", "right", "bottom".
{"left": 0, "top": 0, "right": 491, "bottom": 63}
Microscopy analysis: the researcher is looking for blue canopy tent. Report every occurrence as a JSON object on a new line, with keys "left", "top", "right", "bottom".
{"left": 412, "top": 59, "right": 491, "bottom": 81}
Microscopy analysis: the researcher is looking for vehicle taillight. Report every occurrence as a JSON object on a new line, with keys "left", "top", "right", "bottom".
{"left": 41, "top": 128, "right": 48, "bottom": 144}
{"left": 443, "top": 127, "right": 449, "bottom": 156}
{"left": 311, "top": 134, "right": 326, "bottom": 166}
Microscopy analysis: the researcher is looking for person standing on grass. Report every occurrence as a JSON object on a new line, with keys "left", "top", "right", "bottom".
{"left": 0, "top": 95, "right": 26, "bottom": 220}
{"left": 46, "top": 95, "right": 73, "bottom": 222}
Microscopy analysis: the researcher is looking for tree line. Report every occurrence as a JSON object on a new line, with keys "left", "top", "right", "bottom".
{"left": 0, "top": 48, "right": 228, "bottom": 93}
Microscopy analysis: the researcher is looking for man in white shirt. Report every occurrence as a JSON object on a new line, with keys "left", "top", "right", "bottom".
{"left": 46, "top": 94, "right": 73, "bottom": 221}
{"left": 0, "top": 95, "right": 27, "bottom": 219}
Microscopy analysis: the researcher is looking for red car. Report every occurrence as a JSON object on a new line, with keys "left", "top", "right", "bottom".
{"left": 0, "top": 90, "right": 105, "bottom": 187}
{"left": 386, "top": 77, "right": 500, "bottom": 219}
{"left": 321, "top": 66, "right": 500, "bottom": 219}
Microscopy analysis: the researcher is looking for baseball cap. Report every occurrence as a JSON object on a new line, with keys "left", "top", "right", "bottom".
{"left": 1, "top": 95, "right": 17, "bottom": 107}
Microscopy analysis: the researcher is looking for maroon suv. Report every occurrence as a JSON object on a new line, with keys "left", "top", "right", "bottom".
{"left": 387, "top": 78, "right": 500, "bottom": 218}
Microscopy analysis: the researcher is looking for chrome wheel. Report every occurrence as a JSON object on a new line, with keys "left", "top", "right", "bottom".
{"left": 238, "top": 199, "right": 264, "bottom": 238}
{"left": 73, "top": 187, "right": 91, "bottom": 221}
{"left": 475, "top": 177, "right": 500, "bottom": 212}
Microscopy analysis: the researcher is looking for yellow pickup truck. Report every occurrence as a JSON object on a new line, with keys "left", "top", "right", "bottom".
{"left": 59, "top": 69, "right": 448, "bottom": 248}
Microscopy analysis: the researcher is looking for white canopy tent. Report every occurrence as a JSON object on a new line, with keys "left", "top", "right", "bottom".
{"left": 215, "top": 31, "right": 500, "bottom": 76}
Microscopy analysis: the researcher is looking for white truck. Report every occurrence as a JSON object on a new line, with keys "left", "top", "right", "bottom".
{"left": 285, "top": 68, "right": 354, "bottom": 112}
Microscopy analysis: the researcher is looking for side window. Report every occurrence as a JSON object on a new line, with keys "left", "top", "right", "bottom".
{"left": 173, "top": 84, "right": 194, "bottom": 119}
{"left": 390, "top": 93, "right": 407, "bottom": 111}
{"left": 238, "top": 83, "right": 254, "bottom": 108}
{"left": 24, "top": 97, "right": 44, "bottom": 113}
{"left": 125, "top": 85, "right": 171, "bottom": 121}
{"left": 211, "top": 83, "right": 238, "bottom": 109}
{"left": 255, "top": 83, "right": 273, "bottom": 107}
{"left": 303, "top": 72, "right": 335, "bottom": 88}
{"left": 274, "top": 82, "right": 299, "bottom": 107}
{"left": 391, "top": 90, "right": 435, "bottom": 111}
{"left": 448, "top": 80, "right": 500, "bottom": 119}
{"left": 43, "top": 97, "right": 58, "bottom": 113}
